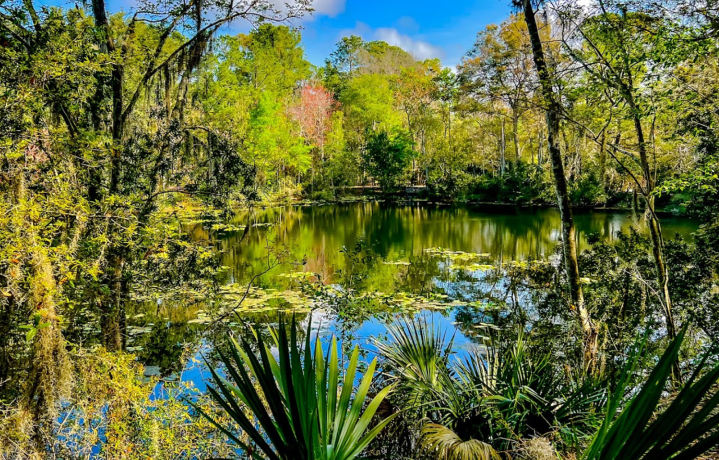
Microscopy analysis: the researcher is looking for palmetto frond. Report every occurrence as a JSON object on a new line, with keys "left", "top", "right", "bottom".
{"left": 420, "top": 422, "right": 501, "bottom": 460}
{"left": 195, "top": 314, "right": 396, "bottom": 460}
{"left": 374, "top": 317, "right": 454, "bottom": 404}
{"left": 584, "top": 327, "right": 719, "bottom": 460}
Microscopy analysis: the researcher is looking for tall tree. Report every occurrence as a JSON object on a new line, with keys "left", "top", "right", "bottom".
{"left": 561, "top": 2, "right": 682, "bottom": 379}
{"left": 288, "top": 83, "right": 336, "bottom": 192}
{"left": 519, "top": 0, "right": 598, "bottom": 370}
{"left": 0, "top": 0, "right": 308, "bottom": 350}
{"left": 461, "top": 14, "right": 536, "bottom": 166}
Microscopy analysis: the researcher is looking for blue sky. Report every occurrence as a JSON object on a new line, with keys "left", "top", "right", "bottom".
{"left": 39, "top": 0, "right": 512, "bottom": 68}
{"left": 296, "top": 0, "right": 513, "bottom": 68}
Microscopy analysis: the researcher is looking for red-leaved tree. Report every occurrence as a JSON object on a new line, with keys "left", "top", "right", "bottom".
{"left": 288, "top": 83, "right": 337, "bottom": 192}
{"left": 289, "top": 83, "right": 335, "bottom": 159}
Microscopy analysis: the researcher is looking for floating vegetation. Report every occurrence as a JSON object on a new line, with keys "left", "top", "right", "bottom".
{"left": 128, "top": 325, "right": 154, "bottom": 336}
{"left": 382, "top": 261, "right": 411, "bottom": 266}
{"left": 210, "top": 223, "right": 245, "bottom": 232}
{"left": 187, "top": 313, "right": 211, "bottom": 325}
{"left": 355, "top": 290, "right": 487, "bottom": 314}
{"left": 462, "top": 263, "right": 496, "bottom": 271}
{"left": 423, "top": 247, "right": 497, "bottom": 273}
{"left": 278, "top": 271, "right": 318, "bottom": 279}
{"left": 210, "top": 222, "right": 275, "bottom": 233}
{"left": 218, "top": 284, "right": 315, "bottom": 316}
{"left": 424, "top": 247, "right": 492, "bottom": 261}
{"left": 423, "top": 247, "right": 555, "bottom": 275}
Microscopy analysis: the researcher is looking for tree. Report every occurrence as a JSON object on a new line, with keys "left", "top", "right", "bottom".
{"left": 518, "top": 0, "right": 598, "bottom": 370}
{"left": 560, "top": 2, "right": 683, "bottom": 379}
{"left": 392, "top": 59, "right": 441, "bottom": 183}
{"left": 0, "top": 0, "right": 309, "bottom": 351}
{"left": 328, "top": 35, "right": 366, "bottom": 76}
{"left": 363, "top": 129, "right": 416, "bottom": 193}
{"left": 461, "top": 14, "right": 537, "bottom": 168}
{"left": 247, "top": 91, "right": 312, "bottom": 191}
{"left": 236, "top": 24, "right": 311, "bottom": 95}
{"left": 289, "top": 84, "right": 336, "bottom": 192}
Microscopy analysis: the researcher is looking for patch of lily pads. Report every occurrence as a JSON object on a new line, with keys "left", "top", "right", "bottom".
{"left": 382, "top": 260, "right": 411, "bottom": 266}
{"left": 424, "top": 247, "right": 492, "bottom": 261}
{"left": 419, "top": 248, "right": 498, "bottom": 273}
{"left": 218, "top": 283, "right": 316, "bottom": 315}
{"left": 278, "top": 271, "right": 318, "bottom": 279}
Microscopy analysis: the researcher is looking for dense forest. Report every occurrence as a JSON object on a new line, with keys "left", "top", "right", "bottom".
{"left": 2, "top": 0, "right": 719, "bottom": 458}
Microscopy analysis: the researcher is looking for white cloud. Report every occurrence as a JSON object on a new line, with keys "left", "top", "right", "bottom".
{"left": 309, "top": 0, "right": 346, "bottom": 17}
{"left": 374, "top": 28, "right": 443, "bottom": 60}
{"left": 338, "top": 22, "right": 444, "bottom": 61}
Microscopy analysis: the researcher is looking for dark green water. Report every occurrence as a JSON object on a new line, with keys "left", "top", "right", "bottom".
{"left": 136, "top": 203, "right": 699, "bottom": 381}
{"left": 208, "top": 202, "right": 699, "bottom": 285}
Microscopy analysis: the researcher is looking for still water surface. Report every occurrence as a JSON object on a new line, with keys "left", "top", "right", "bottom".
{"left": 140, "top": 203, "right": 700, "bottom": 385}
{"left": 214, "top": 202, "right": 698, "bottom": 283}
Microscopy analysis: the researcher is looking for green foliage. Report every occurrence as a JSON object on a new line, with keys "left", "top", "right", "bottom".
{"left": 198, "top": 314, "right": 396, "bottom": 460}
{"left": 420, "top": 422, "right": 501, "bottom": 460}
{"left": 3, "top": 0, "right": 719, "bottom": 458}
{"left": 467, "top": 163, "right": 551, "bottom": 204}
{"left": 237, "top": 24, "right": 311, "bottom": 95}
{"left": 363, "top": 129, "right": 416, "bottom": 193}
{"left": 584, "top": 327, "right": 719, "bottom": 460}
{"left": 1, "top": 348, "right": 235, "bottom": 459}
{"left": 341, "top": 73, "right": 402, "bottom": 135}
{"left": 375, "top": 319, "right": 608, "bottom": 457}
{"left": 459, "top": 333, "right": 605, "bottom": 447}
{"left": 659, "top": 154, "right": 719, "bottom": 221}
{"left": 247, "top": 91, "right": 312, "bottom": 192}
{"left": 374, "top": 318, "right": 455, "bottom": 412}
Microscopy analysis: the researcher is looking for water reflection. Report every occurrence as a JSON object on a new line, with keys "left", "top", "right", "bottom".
{"left": 140, "top": 204, "right": 698, "bottom": 378}
{"left": 211, "top": 203, "right": 698, "bottom": 286}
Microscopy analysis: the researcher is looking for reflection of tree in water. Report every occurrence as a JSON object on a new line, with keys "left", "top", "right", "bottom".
{"left": 175, "top": 203, "right": 700, "bottom": 374}
{"left": 197, "top": 310, "right": 313, "bottom": 374}
{"left": 132, "top": 322, "right": 201, "bottom": 377}
{"left": 200, "top": 203, "right": 698, "bottom": 293}
{"left": 446, "top": 268, "right": 522, "bottom": 343}
{"left": 395, "top": 254, "right": 443, "bottom": 295}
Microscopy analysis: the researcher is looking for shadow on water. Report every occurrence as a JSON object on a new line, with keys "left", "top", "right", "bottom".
{"left": 213, "top": 202, "right": 698, "bottom": 285}
{"left": 131, "top": 202, "right": 699, "bottom": 384}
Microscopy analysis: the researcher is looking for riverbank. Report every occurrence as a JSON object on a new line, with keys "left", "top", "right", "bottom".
{"left": 164, "top": 187, "right": 692, "bottom": 224}
{"left": 292, "top": 195, "right": 688, "bottom": 219}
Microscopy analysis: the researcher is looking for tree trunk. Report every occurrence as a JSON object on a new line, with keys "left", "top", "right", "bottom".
{"left": 599, "top": 130, "right": 607, "bottom": 194}
{"left": 512, "top": 110, "right": 520, "bottom": 163}
{"left": 626, "top": 99, "right": 680, "bottom": 381}
{"left": 92, "top": 0, "right": 124, "bottom": 194}
{"left": 101, "top": 250, "right": 126, "bottom": 351}
{"left": 522, "top": 0, "right": 597, "bottom": 371}
{"left": 500, "top": 118, "right": 506, "bottom": 177}
{"left": 92, "top": 0, "right": 126, "bottom": 352}
{"left": 628, "top": 97, "right": 674, "bottom": 325}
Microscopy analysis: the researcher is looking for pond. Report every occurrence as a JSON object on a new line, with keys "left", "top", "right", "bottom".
{"left": 213, "top": 202, "right": 698, "bottom": 282}
{"left": 129, "top": 202, "right": 700, "bottom": 386}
